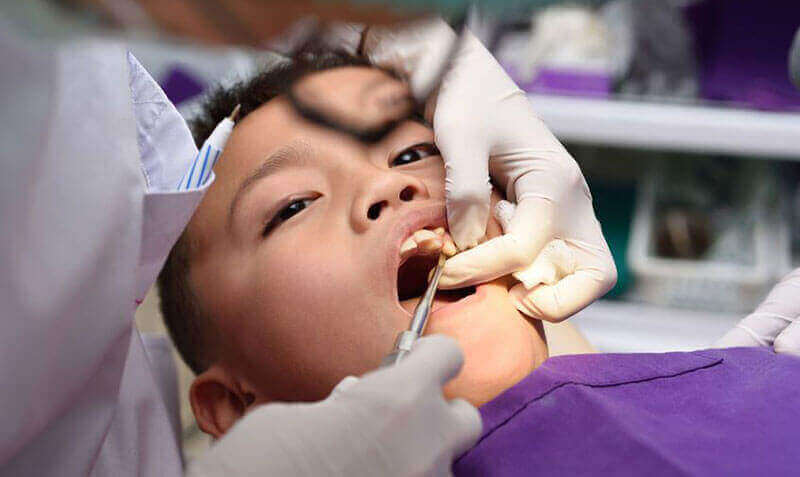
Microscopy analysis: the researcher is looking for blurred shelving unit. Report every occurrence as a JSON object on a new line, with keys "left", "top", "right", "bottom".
{"left": 528, "top": 93, "right": 800, "bottom": 352}
{"left": 529, "top": 94, "right": 800, "bottom": 160}
{"left": 570, "top": 300, "right": 737, "bottom": 353}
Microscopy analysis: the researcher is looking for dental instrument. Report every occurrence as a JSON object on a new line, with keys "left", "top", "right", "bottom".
{"left": 382, "top": 253, "right": 447, "bottom": 367}
{"left": 178, "top": 104, "right": 240, "bottom": 190}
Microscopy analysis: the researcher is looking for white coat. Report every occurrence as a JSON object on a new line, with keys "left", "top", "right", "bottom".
{"left": 0, "top": 24, "right": 208, "bottom": 476}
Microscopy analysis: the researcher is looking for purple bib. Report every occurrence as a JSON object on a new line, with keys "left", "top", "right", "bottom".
{"left": 455, "top": 347, "right": 800, "bottom": 476}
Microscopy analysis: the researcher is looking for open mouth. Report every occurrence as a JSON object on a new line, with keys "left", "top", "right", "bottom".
{"left": 397, "top": 253, "right": 440, "bottom": 301}
{"left": 396, "top": 227, "right": 476, "bottom": 309}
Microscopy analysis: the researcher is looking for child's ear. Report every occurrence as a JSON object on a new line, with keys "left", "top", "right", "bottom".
{"left": 190, "top": 365, "right": 256, "bottom": 438}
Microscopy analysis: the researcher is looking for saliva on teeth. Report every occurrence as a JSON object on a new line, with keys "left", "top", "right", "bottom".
{"left": 399, "top": 227, "right": 458, "bottom": 262}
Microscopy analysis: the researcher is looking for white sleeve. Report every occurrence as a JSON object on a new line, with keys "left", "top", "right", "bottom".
{"left": 0, "top": 24, "right": 208, "bottom": 472}
{"left": 0, "top": 30, "right": 146, "bottom": 473}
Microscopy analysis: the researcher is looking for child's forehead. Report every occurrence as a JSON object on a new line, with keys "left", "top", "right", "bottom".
{"left": 213, "top": 98, "right": 301, "bottom": 186}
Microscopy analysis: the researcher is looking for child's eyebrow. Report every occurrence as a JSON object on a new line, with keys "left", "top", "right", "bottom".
{"left": 227, "top": 140, "right": 311, "bottom": 229}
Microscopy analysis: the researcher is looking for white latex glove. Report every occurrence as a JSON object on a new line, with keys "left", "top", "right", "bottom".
{"left": 362, "top": 19, "right": 617, "bottom": 321}
{"left": 714, "top": 268, "right": 800, "bottom": 356}
{"left": 187, "top": 335, "right": 481, "bottom": 477}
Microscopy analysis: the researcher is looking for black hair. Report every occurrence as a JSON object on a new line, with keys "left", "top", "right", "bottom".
{"left": 189, "top": 52, "right": 369, "bottom": 147}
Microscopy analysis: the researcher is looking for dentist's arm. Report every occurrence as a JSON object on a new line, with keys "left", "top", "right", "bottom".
{"left": 188, "top": 335, "right": 482, "bottom": 477}
{"left": 0, "top": 33, "right": 150, "bottom": 471}
{"left": 360, "top": 20, "right": 617, "bottom": 321}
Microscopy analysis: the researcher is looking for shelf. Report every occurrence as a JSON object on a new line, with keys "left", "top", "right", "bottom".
{"left": 528, "top": 94, "right": 800, "bottom": 159}
{"left": 569, "top": 299, "right": 740, "bottom": 353}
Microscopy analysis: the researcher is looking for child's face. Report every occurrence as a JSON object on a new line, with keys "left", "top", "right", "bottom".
{"left": 187, "top": 66, "right": 546, "bottom": 411}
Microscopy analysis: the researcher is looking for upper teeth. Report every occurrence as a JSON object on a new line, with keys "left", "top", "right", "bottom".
{"left": 399, "top": 227, "right": 457, "bottom": 262}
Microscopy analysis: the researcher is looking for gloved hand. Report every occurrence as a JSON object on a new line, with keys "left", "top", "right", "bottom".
{"left": 187, "top": 335, "right": 482, "bottom": 477}
{"left": 361, "top": 19, "right": 617, "bottom": 321}
{"left": 714, "top": 268, "right": 800, "bottom": 356}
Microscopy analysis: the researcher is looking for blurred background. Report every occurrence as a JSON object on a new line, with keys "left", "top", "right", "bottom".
{"left": 4, "top": 0, "right": 800, "bottom": 462}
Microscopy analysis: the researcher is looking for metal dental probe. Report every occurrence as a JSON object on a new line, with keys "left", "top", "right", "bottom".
{"left": 381, "top": 253, "right": 447, "bottom": 367}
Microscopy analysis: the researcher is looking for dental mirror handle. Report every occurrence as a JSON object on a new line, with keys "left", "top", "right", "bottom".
{"left": 381, "top": 330, "right": 419, "bottom": 367}
{"left": 381, "top": 254, "right": 446, "bottom": 368}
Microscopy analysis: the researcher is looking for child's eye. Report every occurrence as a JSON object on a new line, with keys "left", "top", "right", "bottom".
{"left": 263, "top": 197, "right": 317, "bottom": 237}
{"left": 278, "top": 199, "right": 312, "bottom": 221}
{"left": 390, "top": 143, "right": 440, "bottom": 167}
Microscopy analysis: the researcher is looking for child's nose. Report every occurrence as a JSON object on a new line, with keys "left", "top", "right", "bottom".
{"left": 351, "top": 173, "right": 429, "bottom": 231}
{"left": 366, "top": 185, "right": 416, "bottom": 220}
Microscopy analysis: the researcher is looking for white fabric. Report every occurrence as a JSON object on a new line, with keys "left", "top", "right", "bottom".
{"left": 0, "top": 27, "right": 205, "bottom": 476}
{"left": 188, "top": 335, "right": 482, "bottom": 477}
{"left": 136, "top": 187, "right": 208, "bottom": 304}
{"left": 361, "top": 20, "right": 617, "bottom": 321}
{"left": 129, "top": 50, "right": 207, "bottom": 303}
{"left": 127, "top": 52, "right": 209, "bottom": 305}
{"left": 715, "top": 268, "right": 800, "bottom": 356}
{"left": 90, "top": 328, "right": 183, "bottom": 477}
{"left": 0, "top": 34, "right": 142, "bottom": 475}
{"left": 128, "top": 52, "right": 199, "bottom": 193}
{"left": 140, "top": 333, "right": 183, "bottom": 445}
